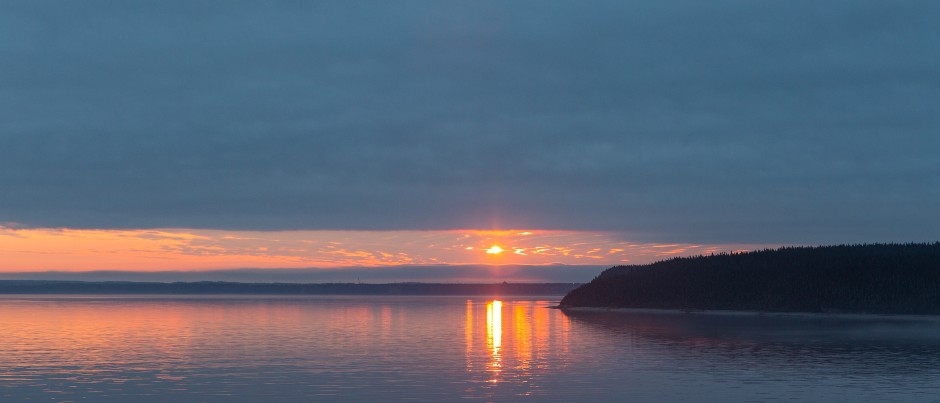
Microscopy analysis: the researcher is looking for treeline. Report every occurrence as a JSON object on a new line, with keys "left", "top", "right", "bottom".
{"left": 0, "top": 281, "right": 579, "bottom": 296}
{"left": 560, "top": 243, "right": 940, "bottom": 314}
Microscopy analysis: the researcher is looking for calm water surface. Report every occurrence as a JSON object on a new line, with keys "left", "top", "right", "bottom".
{"left": 2, "top": 296, "right": 939, "bottom": 402}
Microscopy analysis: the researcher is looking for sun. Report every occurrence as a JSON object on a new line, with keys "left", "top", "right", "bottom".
{"left": 485, "top": 245, "right": 505, "bottom": 255}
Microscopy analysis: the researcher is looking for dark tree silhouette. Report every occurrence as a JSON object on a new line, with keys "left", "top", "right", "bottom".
{"left": 560, "top": 243, "right": 940, "bottom": 314}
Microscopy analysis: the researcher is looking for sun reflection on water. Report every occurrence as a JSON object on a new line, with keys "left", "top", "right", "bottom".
{"left": 486, "top": 300, "right": 503, "bottom": 376}
{"left": 514, "top": 304, "right": 532, "bottom": 370}
{"left": 466, "top": 298, "right": 574, "bottom": 392}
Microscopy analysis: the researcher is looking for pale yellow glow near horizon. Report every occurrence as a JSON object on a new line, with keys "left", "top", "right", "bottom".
{"left": 0, "top": 226, "right": 773, "bottom": 272}
{"left": 485, "top": 245, "right": 505, "bottom": 255}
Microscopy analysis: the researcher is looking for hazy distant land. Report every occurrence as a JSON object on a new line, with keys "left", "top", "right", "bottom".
{"left": 0, "top": 281, "right": 579, "bottom": 296}
{"left": 0, "top": 265, "right": 603, "bottom": 284}
{"left": 561, "top": 243, "right": 940, "bottom": 315}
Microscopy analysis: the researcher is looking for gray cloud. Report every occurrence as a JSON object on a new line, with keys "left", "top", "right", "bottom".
{"left": 1, "top": 0, "right": 938, "bottom": 243}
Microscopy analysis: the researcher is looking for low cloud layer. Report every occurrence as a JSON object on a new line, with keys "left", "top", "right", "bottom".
{"left": 0, "top": 266, "right": 604, "bottom": 284}
{"left": 2, "top": 1, "right": 938, "bottom": 244}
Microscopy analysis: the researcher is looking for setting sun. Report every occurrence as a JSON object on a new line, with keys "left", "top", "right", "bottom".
{"left": 485, "top": 245, "right": 505, "bottom": 255}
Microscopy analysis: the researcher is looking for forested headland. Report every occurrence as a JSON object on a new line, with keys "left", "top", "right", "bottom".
{"left": 560, "top": 243, "right": 940, "bottom": 314}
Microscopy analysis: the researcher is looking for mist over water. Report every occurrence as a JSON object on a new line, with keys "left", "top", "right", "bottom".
{"left": 2, "top": 296, "right": 939, "bottom": 402}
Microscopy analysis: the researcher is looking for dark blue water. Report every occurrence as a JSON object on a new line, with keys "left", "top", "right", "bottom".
{"left": 1, "top": 296, "right": 939, "bottom": 402}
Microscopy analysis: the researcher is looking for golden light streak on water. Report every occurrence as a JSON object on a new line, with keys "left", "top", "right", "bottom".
{"left": 514, "top": 304, "right": 532, "bottom": 370}
{"left": 486, "top": 300, "right": 503, "bottom": 377}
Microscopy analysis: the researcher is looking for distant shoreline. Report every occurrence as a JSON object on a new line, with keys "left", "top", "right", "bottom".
{"left": 0, "top": 280, "right": 580, "bottom": 296}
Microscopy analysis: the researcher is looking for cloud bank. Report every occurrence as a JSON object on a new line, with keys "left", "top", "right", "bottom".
{"left": 2, "top": 1, "right": 938, "bottom": 244}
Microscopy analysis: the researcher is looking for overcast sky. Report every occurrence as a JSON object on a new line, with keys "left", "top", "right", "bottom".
{"left": 2, "top": 0, "right": 939, "bottom": 245}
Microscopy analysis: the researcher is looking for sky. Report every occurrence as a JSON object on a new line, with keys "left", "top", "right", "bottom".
{"left": 1, "top": 1, "right": 938, "bottom": 282}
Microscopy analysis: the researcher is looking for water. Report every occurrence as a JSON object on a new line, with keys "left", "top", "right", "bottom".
{"left": 2, "top": 296, "right": 939, "bottom": 402}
